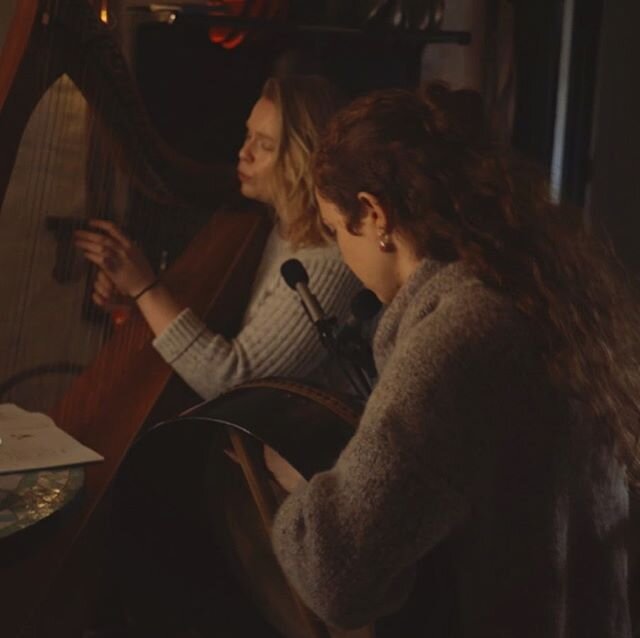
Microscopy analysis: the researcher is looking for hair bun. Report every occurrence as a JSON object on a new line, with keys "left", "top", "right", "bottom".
{"left": 420, "top": 81, "right": 487, "bottom": 145}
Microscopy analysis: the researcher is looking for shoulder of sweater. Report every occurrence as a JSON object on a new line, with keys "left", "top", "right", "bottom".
{"left": 397, "top": 264, "right": 530, "bottom": 360}
{"left": 372, "top": 281, "right": 536, "bottom": 418}
{"left": 410, "top": 261, "right": 518, "bottom": 319}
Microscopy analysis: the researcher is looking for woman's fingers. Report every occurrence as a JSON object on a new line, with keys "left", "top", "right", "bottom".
{"left": 77, "top": 245, "right": 121, "bottom": 273}
{"left": 263, "top": 445, "right": 305, "bottom": 493}
{"left": 74, "top": 222, "right": 155, "bottom": 297}
{"left": 75, "top": 244, "right": 116, "bottom": 265}
{"left": 81, "top": 251, "right": 106, "bottom": 268}
{"left": 96, "top": 268, "right": 113, "bottom": 287}
{"left": 74, "top": 231, "right": 124, "bottom": 256}
{"left": 75, "top": 231, "right": 131, "bottom": 276}
{"left": 92, "top": 290, "right": 108, "bottom": 307}
{"left": 94, "top": 270, "right": 115, "bottom": 297}
{"left": 223, "top": 448, "right": 241, "bottom": 464}
{"left": 75, "top": 241, "right": 123, "bottom": 268}
{"left": 88, "top": 219, "right": 133, "bottom": 248}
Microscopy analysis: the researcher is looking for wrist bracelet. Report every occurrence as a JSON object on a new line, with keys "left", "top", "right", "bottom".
{"left": 132, "top": 278, "right": 159, "bottom": 301}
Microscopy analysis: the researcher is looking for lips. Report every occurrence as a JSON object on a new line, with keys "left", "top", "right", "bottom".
{"left": 237, "top": 170, "right": 251, "bottom": 182}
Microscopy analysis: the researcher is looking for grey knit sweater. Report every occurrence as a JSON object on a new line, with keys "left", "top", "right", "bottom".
{"left": 272, "top": 258, "right": 631, "bottom": 638}
{"left": 153, "top": 227, "right": 360, "bottom": 399}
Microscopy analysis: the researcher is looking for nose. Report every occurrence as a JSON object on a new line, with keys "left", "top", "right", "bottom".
{"left": 238, "top": 138, "right": 253, "bottom": 163}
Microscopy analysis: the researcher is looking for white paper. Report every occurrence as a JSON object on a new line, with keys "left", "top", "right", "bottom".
{"left": 0, "top": 403, "right": 103, "bottom": 474}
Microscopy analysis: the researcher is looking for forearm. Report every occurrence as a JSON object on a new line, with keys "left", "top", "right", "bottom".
{"left": 272, "top": 452, "right": 467, "bottom": 629}
{"left": 153, "top": 312, "right": 250, "bottom": 399}
{"left": 135, "top": 282, "right": 186, "bottom": 337}
{"left": 150, "top": 253, "right": 359, "bottom": 399}
{"left": 151, "top": 297, "right": 325, "bottom": 400}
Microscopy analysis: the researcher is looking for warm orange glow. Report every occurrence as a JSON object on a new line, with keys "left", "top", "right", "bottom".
{"left": 208, "top": 0, "right": 247, "bottom": 49}
{"left": 208, "top": 1, "right": 287, "bottom": 50}
{"left": 99, "top": 0, "right": 108, "bottom": 23}
{"left": 111, "top": 307, "right": 130, "bottom": 327}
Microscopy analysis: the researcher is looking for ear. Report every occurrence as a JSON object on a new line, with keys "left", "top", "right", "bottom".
{"left": 356, "top": 192, "right": 390, "bottom": 233}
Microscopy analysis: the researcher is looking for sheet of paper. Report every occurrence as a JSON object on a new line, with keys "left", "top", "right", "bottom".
{"left": 0, "top": 403, "right": 103, "bottom": 474}
{"left": 0, "top": 473, "right": 22, "bottom": 490}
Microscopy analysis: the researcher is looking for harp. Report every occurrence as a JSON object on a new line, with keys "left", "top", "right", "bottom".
{"left": 0, "top": 1, "right": 269, "bottom": 635}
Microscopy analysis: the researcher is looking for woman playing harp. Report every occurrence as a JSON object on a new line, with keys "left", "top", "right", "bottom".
{"left": 74, "top": 75, "right": 364, "bottom": 638}
{"left": 75, "top": 75, "right": 361, "bottom": 400}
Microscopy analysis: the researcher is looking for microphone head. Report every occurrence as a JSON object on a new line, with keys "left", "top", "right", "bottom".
{"left": 281, "top": 258, "right": 309, "bottom": 289}
{"left": 351, "top": 289, "right": 382, "bottom": 322}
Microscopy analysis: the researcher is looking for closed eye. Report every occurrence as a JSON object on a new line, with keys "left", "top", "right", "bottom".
{"left": 245, "top": 127, "right": 276, "bottom": 152}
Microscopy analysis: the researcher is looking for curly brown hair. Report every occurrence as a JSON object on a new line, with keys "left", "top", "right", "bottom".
{"left": 314, "top": 82, "right": 640, "bottom": 484}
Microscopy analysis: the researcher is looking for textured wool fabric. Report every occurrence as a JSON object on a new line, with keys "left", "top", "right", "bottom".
{"left": 153, "top": 227, "right": 361, "bottom": 399}
{"left": 272, "top": 258, "right": 631, "bottom": 638}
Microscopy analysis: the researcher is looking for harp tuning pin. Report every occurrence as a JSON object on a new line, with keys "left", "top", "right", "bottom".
{"left": 159, "top": 250, "right": 169, "bottom": 272}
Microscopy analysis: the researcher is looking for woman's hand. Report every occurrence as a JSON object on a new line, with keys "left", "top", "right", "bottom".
{"left": 264, "top": 445, "right": 306, "bottom": 494}
{"left": 74, "top": 220, "right": 155, "bottom": 298}
{"left": 224, "top": 444, "right": 305, "bottom": 494}
{"left": 91, "top": 268, "right": 128, "bottom": 309}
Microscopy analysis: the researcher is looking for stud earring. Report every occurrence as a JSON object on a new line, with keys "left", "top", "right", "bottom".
{"left": 378, "top": 230, "right": 394, "bottom": 252}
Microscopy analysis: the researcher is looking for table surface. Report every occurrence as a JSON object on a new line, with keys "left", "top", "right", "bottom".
{"left": 0, "top": 466, "right": 84, "bottom": 539}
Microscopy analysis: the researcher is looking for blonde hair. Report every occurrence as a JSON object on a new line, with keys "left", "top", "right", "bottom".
{"left": 261, "top": 75, "right": 343, "bottom": 248}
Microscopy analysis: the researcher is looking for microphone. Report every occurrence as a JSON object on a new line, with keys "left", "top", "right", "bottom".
{"left": 280, "top": 258, "right": 327, "bottom": 325}
{"left": 340, "top": 289, "right": 381, "bottom": 337}
{"left": 280, "top": 258, "right": 372, "bottom": 399}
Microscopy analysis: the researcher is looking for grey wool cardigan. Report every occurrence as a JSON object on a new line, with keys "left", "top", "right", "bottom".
{"left": 272, "top": 258, "right": 632, "bottom": 638}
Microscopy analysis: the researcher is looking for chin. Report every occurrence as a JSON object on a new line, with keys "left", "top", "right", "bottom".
{"left": 373, "top": 291, "right": 391, "bottom": 305}
{"left": 366, "top": 281, "right": 395, "bottom": 305}
{"left": 240, "top": 184, "right": 270, "bottom": 205}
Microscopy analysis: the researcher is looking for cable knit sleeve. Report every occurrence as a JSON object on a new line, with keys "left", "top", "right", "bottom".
{"left": 152, "top": 252, "right": 360, "bottom": 400}
{"left": 271, "top": 285, "right": 527, "bottom": 629}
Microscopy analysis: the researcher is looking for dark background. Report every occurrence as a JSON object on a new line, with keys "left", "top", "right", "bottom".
{"left": 127, "top": 0, "right": 639, "bottom": 273}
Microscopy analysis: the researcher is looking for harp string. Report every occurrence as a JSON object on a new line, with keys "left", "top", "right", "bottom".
{"left": 72, "top": 5, "right": 140, "bottom": 411}
{"left": 4, "top": 3, "right": 65, "bottom": 401}
{"left": 1, "top": 0, "right": 136, "bottom": 411}
{"left": 10, "top": 88, "right": 89, "bottom": 408}
{"left": 3, "top": 0, "right": 219, "bottom": 414}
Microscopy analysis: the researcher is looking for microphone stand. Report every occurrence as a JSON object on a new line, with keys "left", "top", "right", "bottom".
{"left": 281, "top": 258, "right": 374, "bottom": 401}
{"left": 311, "top": 315, "right": 373, "bottom": 402}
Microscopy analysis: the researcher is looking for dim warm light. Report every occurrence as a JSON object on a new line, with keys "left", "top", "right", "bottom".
{"left": 208, "top": 0, "right": 247, "bottom": 49}
{"left": 207, "top": 0, "right": 286, "bottom": 50}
